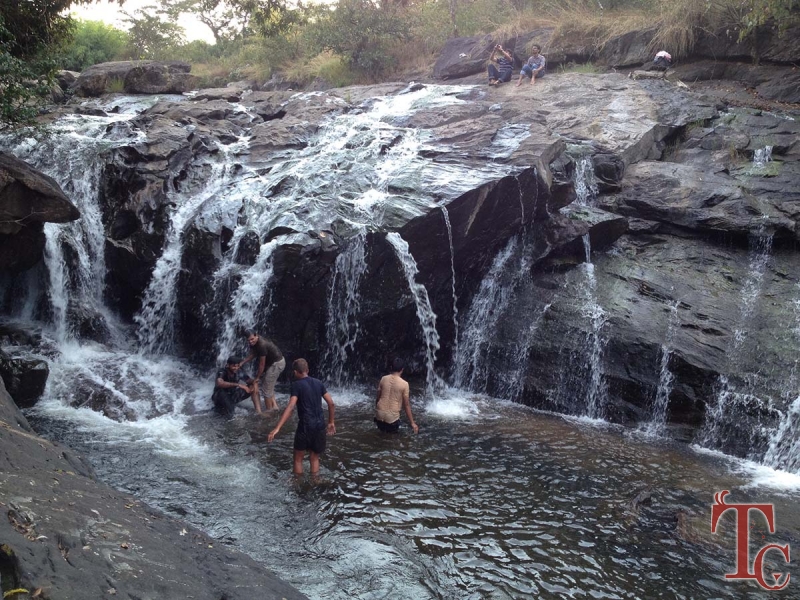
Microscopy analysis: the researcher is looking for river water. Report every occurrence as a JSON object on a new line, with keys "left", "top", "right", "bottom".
{"left": 27, "top": 363, "right": 800, "bottom": 599}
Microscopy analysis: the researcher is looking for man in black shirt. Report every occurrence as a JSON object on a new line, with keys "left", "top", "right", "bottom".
{"left": 212, "top": 356, "right": 257, "bottom": 417}
{"left": 268, "top": 358, "right": 336, "bottom": 475}
{"left": 240, "top": 329, "right": 285, "bottom": 412}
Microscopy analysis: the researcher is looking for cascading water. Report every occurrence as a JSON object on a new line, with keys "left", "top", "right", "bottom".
{"left": 3, "top": 111, "right": 145, "bottom": 341}
{"left": 764, "top": 282, "right": 800, "bottom": 471}
{"left": 553, "top": 155, "right": 609, "bottom": 418}
{"left": 385, "top": 232, "right": 443, "bottom": 394}
{"left": 214, "top": 240, "right": 279, "bottom": 364}
{"left": 497, "top": 302, "right": 551, "bottom": 403}
{"left": 321, "top": 231, "right": 368, "bottom": 385}
{"left": 643, "top": 300, "right": 681, "bottom": 436}
{"left": 135, "top": 139, "right": 250, "bottom": 355}
{"left": 753, "top": 145, "right": 773, "bottom": 169}
{"left": 700, "top": 226, "right": 774, "bottom": 452}
{"left": 440, "top": 206, "right": 459, "bottom": 362}
{"left": 452, "top": 237, "right": 518, "bottom": 390}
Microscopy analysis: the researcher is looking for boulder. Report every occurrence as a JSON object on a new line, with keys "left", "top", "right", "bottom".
{"left": 0, "top": 152, "right": 80, "bottom": 273}
{"left": 73, "top": 61, "right": 194, "bottom": 97}
{"left": 56, "top": 69, "right": 79, "bottom": 89}
{"left": 599, "top": 28, "right": 657, "bottom": 68}
{"left": 0, "top": 352, "right": 49, "bottom": 408}
{"left": 433, "top": 35, "right": 509, "bottom": 80}
{"left": 0, "top": 377, "right": 308, "bottom": 600}
{"left": 124, "top": 62, "right": 196, "bottom": 95}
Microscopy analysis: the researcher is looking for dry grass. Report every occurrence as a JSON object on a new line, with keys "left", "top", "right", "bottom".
{"left": 282, "top": 51, "right": 359, "bottom": 87}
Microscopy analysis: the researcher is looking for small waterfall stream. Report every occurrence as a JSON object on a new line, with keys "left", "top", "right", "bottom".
{"left": 643, "top": 300, "right": 681, "bottom": 436}
{"left": 385, "top": 232, "right": 443, "bottom": 394}
{"left": 554, "top": 156, "right": 609, "bottom": 418}
{"left": 321, "top": 231, "right": 368, "bottom": 385}
{"left": 440, "top": 205, "right": 459, "bottom": 364}
{"left": 701, "top": 227, "right": 774, "bottom": 451}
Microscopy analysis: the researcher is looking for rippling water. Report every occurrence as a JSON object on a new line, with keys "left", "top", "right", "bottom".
{"left": 30, "top": 381, "right": 800, "bottom": 599}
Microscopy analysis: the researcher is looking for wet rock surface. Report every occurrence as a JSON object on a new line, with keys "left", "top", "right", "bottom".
{"left": 0, "top": 378, "right": 307, "bottom": 600}
{"left": 0, "top": 152, "right": 80, "bottom": 273}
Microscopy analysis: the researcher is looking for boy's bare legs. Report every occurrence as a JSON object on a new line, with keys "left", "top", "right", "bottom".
{"left": 251, "top": 382, "right": 263, "bottom": 414}
{"left": 293, "top": 449, "right": 305, "bottom": 475}
{"left": 530, "top": 75, "right": 536, "bottom": 85}
{"left": 265, "top": 394, "right": 278, "bottom": 411}
{"left": 515, "top": 73, "right": 525, "bottom": 87}
{"left": 309, "top": 452, "right": 321, "bottom": 475}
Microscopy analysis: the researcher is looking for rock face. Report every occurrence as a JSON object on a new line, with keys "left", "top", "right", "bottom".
{"left": 0, "top": 378, "right": 307, "bottom": 600}
{"left": 72, "top": 61, "right": 196, "bottom": 97}
{"left": 0, "top": 152, "right": 80, "bottom": 272}
{"left": 4, "top": 70, "right": 800, "bottom": 464}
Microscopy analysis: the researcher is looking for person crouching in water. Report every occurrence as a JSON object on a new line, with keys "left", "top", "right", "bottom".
{"left": 213, "top": 356, "right": 258, "bottom": 417}
{"left": 488, "top": 44, "right": 514, "bottom": 86}
{"left": 268, "top": 358, "right": 335, "bottom": 475}
{"left": 516, "top": 44, "right": 545, "bottom": 87}
{"left": 375, "top": 358, "right": 419, "bottom": 434}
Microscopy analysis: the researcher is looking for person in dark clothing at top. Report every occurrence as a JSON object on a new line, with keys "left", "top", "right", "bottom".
{"left": 488, "top": 44, "right": 514, "bottom": 86}
{"left": 268, "top": 358, "right": 336, "bottom": 475}
{"left": 240, "top": 329, "right": 285, "bottom": 413}
{"left": 212, "top": 356, "right": 258, "bottom": 417}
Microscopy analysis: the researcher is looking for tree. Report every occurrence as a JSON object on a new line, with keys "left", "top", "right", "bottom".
{"left": 62, "top": 19, "right": 129, "bottom": 71}
{"left": 0, "top": 0, "right": 79, "bottom": 127}
{"left": 740, "top": 0, "right": 799, "bottom": 37}
{"left": 123, "top": 5, "right": 187, "bottom": 59}
{"left": 160, "top": 0, "right": 251, "bottom": 45}
{"left": 310, "top": 0, "right": 413, "bottom": 77}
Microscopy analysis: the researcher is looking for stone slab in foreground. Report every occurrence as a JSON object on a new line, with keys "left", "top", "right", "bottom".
{"left": 0, "top": 379, "right": 306, "bottom": 600}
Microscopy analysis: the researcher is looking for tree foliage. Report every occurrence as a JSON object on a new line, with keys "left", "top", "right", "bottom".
{"left": 123, "top": 5, "right": 187, "bottom": 59}
{"left": 0, "top": 0, "right": 84, "bottom": 127}
{"left": 62, "top": 20, "right": 129, "bottom": 71}
{"left": 310, "top": 0, "right": 413, "bottom": 77}
{"left": 740, "top": 0, "right": 799, "bottom": 36}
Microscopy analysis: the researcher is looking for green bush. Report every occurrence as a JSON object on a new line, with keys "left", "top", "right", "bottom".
{"left": 61, "top": 20, "right": 129, "bottom": 71}
{"left": 309, "top": 0, "right": 414, "bottom": 77}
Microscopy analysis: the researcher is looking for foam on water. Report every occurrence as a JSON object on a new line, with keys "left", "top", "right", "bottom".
{"left": 424, "top": 389, "right": 481, "bottom": 419}
{"left": 691, "top": 444, "right": 800, "bottom": 493}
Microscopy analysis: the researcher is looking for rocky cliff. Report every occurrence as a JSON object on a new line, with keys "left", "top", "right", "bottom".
{"left": 4, "top": 69, "right": 800, "bottom": 466}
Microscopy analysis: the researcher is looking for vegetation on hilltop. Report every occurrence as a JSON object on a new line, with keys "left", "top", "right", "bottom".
{"left": 1, "top": 0, "right": 799, "bottom": 127}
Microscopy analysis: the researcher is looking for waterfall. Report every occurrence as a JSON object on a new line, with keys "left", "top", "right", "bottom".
{"left": 553, "top": 156, "right": 608, "bottom": 418}
{"left": 322, "top": 231, "right": 368, "bottom": 385}
{"left": 214, "top": 240, "right": 279, "bottom": 364}
{"left": 700, "top": 228, "right": 774, "bottom": 450}
{"left": 643, "top": 300, "right": 680, "bottom": 436}
{"left": 3, "top": 113, "right": 140, "bottom": 341}
{"left": 753, "top": 145, "right": 773, "bottom": 169}
{"left": 497, "top": 302, "right": 551, "bottom": 403}
{"left": 452, "top": 237, "right": 518, "bottom": 390}
{"left": 386, "top": 232, "right": 443, "bottom": 395}
{"left": 440, "top": 206, "right": 459, "bottom": 364}
{"left": 763, "top": 282, "right": 800, "bottom": 472}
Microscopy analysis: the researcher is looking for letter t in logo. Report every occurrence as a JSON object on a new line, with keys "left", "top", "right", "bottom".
{"left": 711, "top": 490, "right": 791, "bottom": 590}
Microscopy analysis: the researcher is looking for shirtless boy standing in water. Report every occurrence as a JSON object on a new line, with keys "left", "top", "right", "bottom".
{"left": 375, "top": 358, "right": 419, "bottom": 434}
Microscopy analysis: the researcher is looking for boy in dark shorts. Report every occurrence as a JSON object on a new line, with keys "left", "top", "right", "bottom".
{"left": 212, "top": 356, "right": 257, "bottom": 417}
{"left": 268, "top": 358, "right": 336, "bottom": 475}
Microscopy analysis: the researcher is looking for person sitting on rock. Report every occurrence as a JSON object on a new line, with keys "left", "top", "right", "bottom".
{"left": 488, "top": 44, "right": 514, "bottom": 86}
{"left": 212, "top": 356, "right": 257, "bottom": 418}
{"left": 375, "top": 358, "right": 419, "bottom": 434}
{"left": 516, "top": 44, "right": 546, "bottom": 87}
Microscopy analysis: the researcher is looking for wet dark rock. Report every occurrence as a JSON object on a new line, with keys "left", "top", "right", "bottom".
{"left": 0, "top": 351, "right": 48, "bottom": 408}
{"left": 0, "top": 152, "right": 80, "bottom": 273}
{"left": 600, "top": 29, "right": 657, "bottom": 68}
{"left": 0, "top": 377, "right": 307, "bottom": 599}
